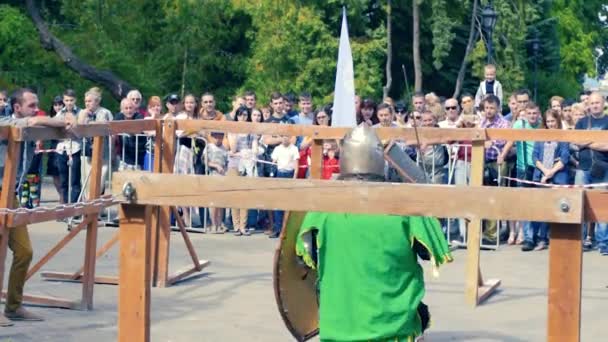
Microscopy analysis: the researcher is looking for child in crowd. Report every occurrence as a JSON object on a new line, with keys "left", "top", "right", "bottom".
{"left": 322, "top": 141, "right": 340, "bottom": 180}
{"left": 269, "top": 135, "right": 299, "bottom": 238}
{"left": 474, "top": 64, "right": 503, "bottom": 109}
{"left": 204, "top": 131, "right": 229, "bottom": 234}
{"left": 0, "top": 90, "right": 10, "bottom": 116}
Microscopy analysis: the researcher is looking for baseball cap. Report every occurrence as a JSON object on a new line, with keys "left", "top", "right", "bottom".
{"left": 394, "top": 101, "right": 407, "bottom": 113}
{"left": 165, "top": 94, "right": 180, "bottom": 103}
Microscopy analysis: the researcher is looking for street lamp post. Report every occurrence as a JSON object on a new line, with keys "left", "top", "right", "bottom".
{"left": 531, "top": 32, "right": 541, "bottom": 103}
{"left": 481, "top": 1, "right": 498, "bottom": 64}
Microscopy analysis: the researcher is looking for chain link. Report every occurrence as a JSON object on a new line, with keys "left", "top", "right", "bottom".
{"left": 0, "top": 195, "right": 122, "bottom": 217}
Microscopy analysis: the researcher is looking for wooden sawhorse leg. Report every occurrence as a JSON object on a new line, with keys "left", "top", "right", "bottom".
{"left": 119, "top": 204, "right": 151, "bottom": 342}
{"left": 547, "top": 223, "right": 582, "bottom": 342}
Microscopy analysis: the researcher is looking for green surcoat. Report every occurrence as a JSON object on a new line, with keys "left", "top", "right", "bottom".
{"left": 295, "top": 212, "right": 452, "bottom": 342}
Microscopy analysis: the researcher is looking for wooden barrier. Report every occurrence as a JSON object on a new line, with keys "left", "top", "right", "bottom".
{"left": 40, "top": 119, "right": 209, "bottom": 288}
{"left": 0, "top": 118, "right": 206, "bottom": 312}
{"left": 4, "top": 120, "right": 608, "bottom": 341}
{"left": 0, "top": 132, "right": 112, "bottom": 309}
{"left": 111, "top": 120, "right": 608, "bottom": 342}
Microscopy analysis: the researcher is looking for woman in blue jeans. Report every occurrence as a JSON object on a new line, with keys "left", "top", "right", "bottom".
{"left": 522, "top": 110, "right": 570, "bottom": 251}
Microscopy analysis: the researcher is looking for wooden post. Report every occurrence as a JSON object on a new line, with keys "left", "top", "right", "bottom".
{"left": 464, "top": 141, "right": 484, "bottom": 306}
{"left": 148, "top": 120, "right": 163, "bottom": 286}
{"left": 80, "top": 135, "right": 104, "bottom": 310}
{"left": 156, "top": 120, "right": 176, "bottom": 287}
{"left": 0, "top": 134, "right": 21, "bottom": 308}
{"left": 547, "top": 223, "right": 582, "bottom": 342}
{"left": 309, "top": 139, "right": 323, "bottom": 180}
{"left": 465, "top": 141, "right": 501, "bottom": 306}
{"left": 118, "top": 204, "right": 151, "bottom": 342}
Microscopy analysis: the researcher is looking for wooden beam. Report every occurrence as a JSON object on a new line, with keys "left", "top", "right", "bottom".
{"left": 80, "top": 135, "right": 104, "bottom": 310}
{"left": 167, "top": 260, "right": 211, "bottom": 286}
{"left": 176, "top": 120, "right": 486, "bottom": 143}
{"left": 485, "top": 128, "right": 608, "bottom": 144}
{"left": 583, "top": 190, "right": 608, "bottom": 222}
{"left": 309, "top": 140, "right": 323, "bottom": 180}
{"left": 6, "top": 204, "right": 109, "bottom": 227}
{"left": 112, "top": 171, "right": 584, "bottom": 223}
{"left": 547, "top": 223, "right": 582, "bottom": 342}
{"left": 14, "top": 120, "right": 156, "bottom": 141}
{"left": 118, "top": 204, "right": 151, "bottom": 342}
{"left": 0, "top": 292, "right": 79, "bottom": 310}
{"left": 11, "top": 119, "right": 608, "bottom": 144}
{"left": 171, "top": 207, "right": 202, "bottom": 268}
{"left": 109, "top": 120, "right": 157, "bottom": 135}
{"left": 15, "top": 125, "right": 109, "bottom": 142}
{"left": 176, "top": 120, "right": 608, "bottom": 143}
{"left": 465, "top": 141, "right": 485, "bottom": 307}
{"left": 478, "top": 279, "right": 502, "bottom": 304}
{"left": 0, "top": 134, "right": 21, "bottom": 311}
{"left": 148, "top": 120, "right": 163, "bottom": 286}
{"left": 156, "top": 120, "right": 176, "bottom": 288}
{"left": 40, "top": 272, "right": 118, "bottom": 285}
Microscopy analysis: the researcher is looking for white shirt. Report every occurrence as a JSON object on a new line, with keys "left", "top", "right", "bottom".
{"left": 438, "top": 119, "right": 459, "bottom": 128}
{"left": 271, "top": 144, "right": 300, "bottom": 171}
{"left": 55, "top": 108, "right": 81, "bottom": 155}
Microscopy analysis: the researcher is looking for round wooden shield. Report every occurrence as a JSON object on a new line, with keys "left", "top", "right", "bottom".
{"left": 273, "top": 211, "right": 319, "bottom": 341}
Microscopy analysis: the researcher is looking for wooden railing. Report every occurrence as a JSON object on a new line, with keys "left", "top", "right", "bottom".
{"left": 2, "top": 119, "right": 607, "bottom": 342}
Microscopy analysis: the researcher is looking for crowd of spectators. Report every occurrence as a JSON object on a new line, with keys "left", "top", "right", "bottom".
{"left": 2, "top": 63, "right": 608, "bottom": 253}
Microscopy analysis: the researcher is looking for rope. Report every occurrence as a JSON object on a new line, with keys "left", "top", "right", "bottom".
{"left": 500, "top": 176, "right": 608, "bottom": 189}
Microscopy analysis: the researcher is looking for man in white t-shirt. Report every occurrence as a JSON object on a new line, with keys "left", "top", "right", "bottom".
{"left": 269, "top": 135, "right": 299, "bottom": 238}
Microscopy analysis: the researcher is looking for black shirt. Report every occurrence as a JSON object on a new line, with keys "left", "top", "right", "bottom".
{"left": 574, "top": 114, "right": 608, "bottom": 170}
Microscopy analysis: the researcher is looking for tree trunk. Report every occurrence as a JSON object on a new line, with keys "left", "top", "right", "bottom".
{"left": 382, "top": 0, "right": 393, "bottom": 99}
{"left": 180, "top": 46, "right": 188, "bottom": 98}
{"left": 25, "top": 0, "right": 132, "bottom": 100}
{"left": 412, "top": 0, "right": 423, "bottom": 92}
{"left": 453, "top": 0, "right": 479, "bottom": 99}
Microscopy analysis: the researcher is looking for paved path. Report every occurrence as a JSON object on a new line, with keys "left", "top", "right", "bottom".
{"left": 1, "top": 185, "right": 606, "bottom": 341}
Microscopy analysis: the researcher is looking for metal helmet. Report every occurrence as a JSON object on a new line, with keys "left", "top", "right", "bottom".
{"left": 339, "top": 125, "right": 386, "bottom": 180}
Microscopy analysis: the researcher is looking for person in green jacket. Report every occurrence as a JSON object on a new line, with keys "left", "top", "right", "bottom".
{"left": 295, "top": 125, "right": 453, "bottom": 342}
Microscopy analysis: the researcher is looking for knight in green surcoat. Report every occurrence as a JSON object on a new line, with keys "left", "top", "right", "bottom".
{"left": 295, "top": 125, "right": 453, "bottom": 342}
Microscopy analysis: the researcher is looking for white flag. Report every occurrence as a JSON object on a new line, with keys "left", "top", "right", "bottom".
{"left": 331, "top": 7, "right": 357, "bottom": 127}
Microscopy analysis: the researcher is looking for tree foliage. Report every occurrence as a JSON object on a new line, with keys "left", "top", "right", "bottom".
{"left": 0, "top": 0, "right": 605, "bottom": 112}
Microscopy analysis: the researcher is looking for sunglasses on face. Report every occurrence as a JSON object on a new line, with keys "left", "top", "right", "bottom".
{"left": 446, "top": 106, "right": 458, "bottom": 110}
{"left": 396, "top": 109, "right": 406, "bottom": 114}
{"left": 169, "top": 101, "right": 179, "bottom": 105}
{"left": 413, "top": 116, "right": 421, "bottom": 120}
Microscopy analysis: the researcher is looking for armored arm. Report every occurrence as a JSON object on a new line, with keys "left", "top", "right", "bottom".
{"left": 297, "top": 229, "right": 318, "bottom": 269}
